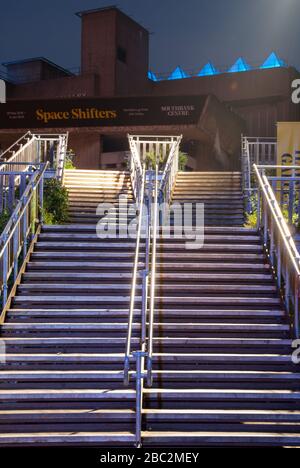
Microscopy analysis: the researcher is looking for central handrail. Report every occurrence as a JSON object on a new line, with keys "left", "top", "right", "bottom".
{"left": 160, "top": 135, "right": 182, "bottom": 205}
{"left": 124, "top": 134, "right": 183, "bottom": 446}
{"left": 124, "top": 166, "right": 146, "bottom": 385}
{"left": 146, "top": 165, "right": 159, "bottom": 386}
{"left": 127, "top": 134, "right": 143, "bottom": 203}
{"left": 254, "top": 164, "right": 300, "bottom": 337}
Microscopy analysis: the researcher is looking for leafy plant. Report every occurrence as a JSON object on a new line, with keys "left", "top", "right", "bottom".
{"left": 43, "top": 178, "right": 69, "bottom": 224}
{"left": 0, "top": 209, "right": 11, "bottom": 235}
{"left": 244, "top": 211, "right": 257, "bottom": 228}
{"left": 144, "top": 150, "right": 166, "bottom": 170}
{"left": 64, "top": 151, "right": 76, "bottom": 170}
{"left": 178, "top": 151, "right": 188, "bottom": 171}
{"left": 144, "top": 149, "right": 189, "bottom": 172}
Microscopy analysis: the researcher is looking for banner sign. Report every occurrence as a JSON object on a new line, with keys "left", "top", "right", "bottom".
{"left": 0, "top": 95, "right": 206, "bottom": 129}
{"left": 276, "top": 122, "right": 300, "bottom": 202}
{"left": 277, "top": 122, "right": 300, "bottom": 166}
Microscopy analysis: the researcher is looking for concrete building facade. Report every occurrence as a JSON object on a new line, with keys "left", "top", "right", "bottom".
{"left": 0, "top": 6, "right": 299, "bottom": 170}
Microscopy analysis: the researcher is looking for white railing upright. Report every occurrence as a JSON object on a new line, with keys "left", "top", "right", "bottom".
{"left": 254, "top": 164, "right": 300, "bottom": 338}
{"left": 1, "top": 132, "right": 69, "bottom": 180}
{"left": 241, "top": 135, "right": 277, "bottom": 214}
{"left": 160, "top": 135, "right": 182, "bottom": 205}
{"left": 0, "top": 162, "right": 49, "bottom": 323}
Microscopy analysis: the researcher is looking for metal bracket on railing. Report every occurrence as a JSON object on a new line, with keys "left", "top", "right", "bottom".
{"left": 132, "top": 350, "right": 147, "bottom": 448}
{"left": 123, "top": 355, "right": 131, "bottom": 387}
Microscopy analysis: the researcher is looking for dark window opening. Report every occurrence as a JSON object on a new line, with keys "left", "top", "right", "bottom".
{"left": 117, "top": 46, "right": 127, "bottom": 64}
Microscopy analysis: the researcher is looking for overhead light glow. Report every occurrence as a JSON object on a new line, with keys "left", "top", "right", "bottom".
{"left": 198, "top": 62, "right": 219, "bottom": 76}
{"left": 260, "top": 52, "right": 286, "bottom": 69}
{"left": 148, "top": 70, "right": 158, "bottom": 81}
{"left": 168, "top": 66, "right": 189, "bottom": 80}
{"left": 228, "top": 57, "right": 251, "bottom": 73}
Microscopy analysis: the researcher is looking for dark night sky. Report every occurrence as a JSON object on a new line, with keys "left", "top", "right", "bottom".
{"left": 0, "top": 0, "right": 300, "bottom": 74}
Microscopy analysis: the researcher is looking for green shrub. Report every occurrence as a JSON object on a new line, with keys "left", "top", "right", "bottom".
{"left": 144, "top": 150, "right": 166, "bottom": 170}
{"left": 64, "top": 152, "right": 76, "bottom": 170}
{"left": 144, "top": 150, "right": 189, "bottom": 171}
{"left": 0, "top": 209, "right": 11, "bottom": 235}
{"left": 43, "top": 178, "right": 69, "bottom": 224}
{"left": 244, "top": 211, "right": 257, "bottom": 228}
{"left": 178, "top": 151, "right": 188, "bottom": 171}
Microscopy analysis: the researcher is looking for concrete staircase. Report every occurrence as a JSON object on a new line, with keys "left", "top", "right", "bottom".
{"left": 142, "top": 226, "right": 300, "bottom": 447}
{"left": 64, "top": 169, "right": 134, "bottom": 224}
{"left": 172, "top": 172, "right": 244, "bottom": 226}
{"left": 0, "top": 170, "right": 139, "bottom": 446}
{"left": 0, "top": 169, "right": 299, "bottom": 447}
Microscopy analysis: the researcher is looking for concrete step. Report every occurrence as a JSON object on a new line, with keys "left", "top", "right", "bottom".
{"left": 0, "top": 432, "right": 135, "bottom": 446}
{"left": 142, "top": 431, "right": 300, "bottom": 447}
{"left": 21, "top": 272, "right": 273, "bottom": 283}
{"left": 17, "top": 284, "right": 277, "bottom": 295}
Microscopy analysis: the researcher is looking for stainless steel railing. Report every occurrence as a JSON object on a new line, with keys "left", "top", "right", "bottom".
{"left": 127, "top": 134, "right": 143, "bottom": 204}
{"left": 125, "top": 134, "right": 182, "bottom": 446}
{"left": 146, "top": 165, "right": 159, "bottom": 386}
{"left": 241, "top": 135, "right": 277, "bottom": 214}
{"left": 0, "top": 162, "right": 48, "bottom": 323}
{"left": 1, "top": 132, "right": 68, "bottom": 180}
{"left": 124, "top": 166, "right": 146, "bottom": 385}
{"left": 254, "top": 164, "right": 300, "bottom": 337}
{"left": 160, "top": 135, "right": 182, "bottom": 205}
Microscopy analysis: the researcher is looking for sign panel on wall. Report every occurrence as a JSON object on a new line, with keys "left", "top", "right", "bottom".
{"left": 0, "top": 95, "right": 207, "bottom": 129}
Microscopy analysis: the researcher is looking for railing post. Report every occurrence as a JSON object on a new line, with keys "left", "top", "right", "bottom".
{"left": 294, "top": 275, "right": 299, "bottom": 339}
{"left": 133, "top": 350, "right": 146, "bottom": 448}
{"left": 2, "top": 234, "right": 8, "bottom": 307}
{"left": 263, "top": 200, "right": 268, "bottom": 246}
{"left": 257, "top": 187, "right": 261, "bottom": 230}
{"left": 277, "top": 238, "right": 281, "bottom": 289}
{"left": 38, "top": 175, "right": 44, "bottom": 224}
{"left": 285, "top": 261, "right": 290, "bottom": 308}
{"left": 12, "top": 217, "right": 19, "bottom": 283}
{"left": 22, "top": 196, "right": 28, "bottom": 260}
{"left": 8, "top": 173, "right": 15, "bottom": 212}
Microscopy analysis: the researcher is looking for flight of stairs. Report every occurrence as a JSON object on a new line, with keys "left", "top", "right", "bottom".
{"left": 172, "top": 172, "right": 244, "bottom": 226}
{"left": 64, "top": 169, "right": 134, "bottom": 224}
{"left": 0, "top": 170, "right": 140, "bottom": 446}
{"left": 0, "top": 169, "right": 299, "bottom": 447}
{"left": 142, "top": 226, "right": 300, "bottom": 447}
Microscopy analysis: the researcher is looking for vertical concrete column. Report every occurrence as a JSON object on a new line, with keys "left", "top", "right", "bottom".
{"left": 68, "top": 132, "right": 101, "bottom": 169}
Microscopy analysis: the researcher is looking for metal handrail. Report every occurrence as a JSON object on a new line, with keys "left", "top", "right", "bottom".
{"left": 0, "top": 132, "right": 32, "bottom": 161}
{"left": 127, "top": 135, "right": 143, "bottom": 203}
{"left": 0, "top": 162, "right": 48, "bottom": 321}
{"left": 1, "top": 132, "right": 68, "bottom": 179}
{"left": 125, "top": 134, "right": 183, "bottom": 445}
{"left": 0, "top": 163, "right": 48, "bottom": 238}
{"left": 159, "top": 135, "right": 182, "bottom": 204}
{"left": 241, "top": 135, "right": 252, "bottom": 213}
{"left": 254, "top": 164, "right": 300, "bottom": 337}
{"left": 146, "top": 164, "right": 159, "bottom": 386}
{"left": 56, "top": 133, "right": 69, "bottom": 182}
{"left": 124, "top": 166, "right": 146, "bottom": 385}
